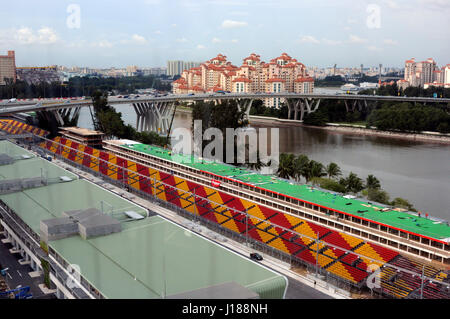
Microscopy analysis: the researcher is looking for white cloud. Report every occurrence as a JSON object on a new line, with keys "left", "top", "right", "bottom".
{"left": 197, "top": 44, "right": 206, "bottom": 49}
{"left": 212, "top": 37, "right": 221, "bottom": 43}
{"left": 3, "top": 26, "right": 60, "bottom": 45}
{"left": 367, "top": 45, "right": 383, "bottom": 51}
{"left": 154, "top": 30, "right": 162, "bottom": 35}
{"left": 299, "top": 35, "right": 320, "bottom": 44}
{"left": 347, "top": 18, "right": 357, "bottom": 24}
{"left": 323, "top": 38, "right": 342, "bottom": 45}
{"left": 131, "top": 34, "right": 148, "bottom": 44}
{"left": 221, "top": 20, "right": 248, "bottom": 28}
{"left": 418, "top": 0, "right": 450, "bottom": 10}
{"left": 171, "top": 24, "right": 177, "bottom": 27}
{"left": 383, "top": 0, "right": 399, "bottom": 9}
{"left": 230, "top": 11, "right": 248, "bottom": 16}
{"left": 384, "top": 39, "right": 398, "bottom": 45}
{"left": 176, "top": 37, "right": 188, "bottom": 43}
{"left": 348, "top": 35, "right": 368, "bottom": 44}
{"left": 96, "top": 40, "right": 113, "bottom": 48}
{"left": 231, "top": 39, "right": 239, "bottom": 43}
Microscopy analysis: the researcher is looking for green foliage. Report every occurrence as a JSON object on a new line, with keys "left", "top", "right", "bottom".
{"left": 277, "top": 153, "right": 295, "bottom": 179}
{"left": 367, "top": 188, "right": 390, "bottom": 205}
{"left": 367, "top": 103, "right": 450, "bottom": 133}
{"left": 40, "top": 258, "right": 51, "bottom": 288}
{"left": 293, "top": 154, "right": 309, "bottom": 182}
{"left": 391, "top": 197, "right": 415, "bottom": 211}
{"left": 365, "top": 174, "right": 381, "bottom": 190}
{"left": 326, "top": 162, "right": 342, "bottom": 179}
{"left": 310, "top": 177, "right": 346, "bottom": 193}
{"left": 90, "top": 90, "right": 167, "bottom": 146}
{"left": 302, "top": 109, "right": 329, "bottom": 126}
{"left": 191, "top": 100, "right": 248, "bottom": 165}
{"left": 340, "top": 172, "right": 364, "bottom": 194}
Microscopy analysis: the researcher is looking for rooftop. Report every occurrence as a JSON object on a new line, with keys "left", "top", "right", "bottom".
{"left": 119, "top": 142, "right": 450, "bottom": 243}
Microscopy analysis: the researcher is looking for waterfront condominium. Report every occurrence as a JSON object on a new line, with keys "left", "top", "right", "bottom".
{"left": 399, "top": 57, "right": 450, "bottom": 89}
{"left": 172, "top": 53, "right": 314, "bottom": 108}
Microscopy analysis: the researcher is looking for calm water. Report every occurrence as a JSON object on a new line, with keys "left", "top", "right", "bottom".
{"left": 77, "top": 103, "right": 450, "bottom": 221}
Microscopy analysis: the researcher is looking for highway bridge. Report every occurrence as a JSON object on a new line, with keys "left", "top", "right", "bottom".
{"left": 1, "top": 93, "right": 449, "bottom": 134}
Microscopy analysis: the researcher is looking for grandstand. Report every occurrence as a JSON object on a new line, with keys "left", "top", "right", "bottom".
{"left": 1, "top": 119, "right": 449, "bottom": 299}
{"left": 0, "top": 140, "right": 287, "bottom": 299}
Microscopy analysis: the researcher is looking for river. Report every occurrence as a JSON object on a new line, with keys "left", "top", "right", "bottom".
{"left": 76, "top": 95, "right": 450, "bottom": 221}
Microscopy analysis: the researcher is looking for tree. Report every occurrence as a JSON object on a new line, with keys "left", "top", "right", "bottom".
{"left": 341, "top": 172, "right": 364, "bottom": 193}
{"left": 365, "top": 174, "right": 381, "bottom": 190}
{"left": 293, "top": 154, "right": 309, "bottom": 182}
{"left": 277, "top": 153, "right": 295, "bottom": 179}
{"left": 308, "top": 160, "right": 326, "bottom": 180}
{"left": 326, "top": 162, "right": 342, "bottom": 179}
{"left": 391, "top": 197, "right": 415, "bottom": 211}
{"left": 367, "top": 188, "right": 390, "bottom": 205}
{"left": 310, "top": 177, "right": 346, "bottom": 193}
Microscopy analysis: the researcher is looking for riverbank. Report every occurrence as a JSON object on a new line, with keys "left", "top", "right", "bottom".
{"left": 248, "top": 115, "right": 450, "bottom": 144}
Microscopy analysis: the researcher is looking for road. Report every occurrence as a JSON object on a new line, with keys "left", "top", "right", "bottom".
{"left": 0, "top": 237, "right": 51, "bottom": 298}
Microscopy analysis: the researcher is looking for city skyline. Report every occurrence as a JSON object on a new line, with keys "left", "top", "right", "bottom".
{"left": 0, "top": 0, "right": 449, "bottom": 68}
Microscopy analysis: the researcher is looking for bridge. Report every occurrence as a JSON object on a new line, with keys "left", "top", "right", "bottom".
{"left": 1, "top": 93, "right": 449, "bottom": 134}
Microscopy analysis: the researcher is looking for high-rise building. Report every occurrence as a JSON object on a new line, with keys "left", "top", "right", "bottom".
{"left": 172, "top": 53, "right": 313, "bottom": 108}
{"left": 167, "top": 60, "right": 201, "bottom": 76}
{"left": 401, "top": 57, "right": 441, "bottom": 88}
{"left": 0, "top": 50, "right": 16, "bottom": 85}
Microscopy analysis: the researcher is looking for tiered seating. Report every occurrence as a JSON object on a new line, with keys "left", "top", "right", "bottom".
{"left": 327, "top": 262, "right": 359, "bottom": 284}
{"left": 354, "top": 243, "right": 385, "bottom": 264}
{"left": 341, "top": 252, "right": 359, "bottom": 266}
{"left": 339, "top": 232, "right": 364, "bottom": 248}
{"left": 39, "top": 136, "right": 450, "bottom": 296}
{"left": 0, "top": 119, "right": 48, "bottom": 136}
{"left": 365, "top": 242, "right": 399, "bottom": 263}
{"left": 321, "top": 231, "right": 354, "bottom": 251}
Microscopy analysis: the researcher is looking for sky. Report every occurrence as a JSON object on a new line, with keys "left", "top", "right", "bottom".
{"left": 0, "top": 0, "right": 449, "bottom": 68}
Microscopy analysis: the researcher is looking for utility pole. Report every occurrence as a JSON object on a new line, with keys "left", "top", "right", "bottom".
{"left": 315, "top": 232, "right": 320, "bottom": 278}
{"left": 420, "top": 264, "right": 425, "bottom": 299}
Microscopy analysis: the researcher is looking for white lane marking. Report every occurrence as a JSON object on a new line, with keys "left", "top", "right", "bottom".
{"left": 7, "top": 272, "right": 12, "bottom": 279}
{"left": 17, "top": 270, "right": 22, "bottom": 277}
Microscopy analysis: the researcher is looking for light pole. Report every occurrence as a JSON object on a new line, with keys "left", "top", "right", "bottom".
{"left": 420, "top": 264, "right": 425, "bottom": 299}
{"left": 315, "top": 232, "right": 320, "bottom": 278}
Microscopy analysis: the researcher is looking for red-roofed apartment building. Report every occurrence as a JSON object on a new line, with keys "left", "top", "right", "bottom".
{"left": 172, "top": 52, "right": 314, "bottom": 108}
{"left": 399, "top": 57, "right": 449, "bottom": 89}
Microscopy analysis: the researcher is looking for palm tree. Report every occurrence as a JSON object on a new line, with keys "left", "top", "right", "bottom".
{"left": 276, "top": 153, "right": 295, "bottom": 179}
{"left": 293, "top": 154, "right": 309, "bottom": 182}
{"left": 366, "top": 174, "right": 381, "bottom": 190}
{"left": 309, "top": 160, "right": 326, "bottom": 179}
{"left": 326, "top": 162, "right": 342, "bottom": 179}
{"left": 345, "top": 172, "right": 364, "bottom": 193}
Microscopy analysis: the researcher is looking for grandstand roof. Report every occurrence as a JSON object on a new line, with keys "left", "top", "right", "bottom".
{"left": 0, "top": 141, "right": 287, "bottom": 299}
{"left": 119, "top": 142, "right": 450, "bottom": 243}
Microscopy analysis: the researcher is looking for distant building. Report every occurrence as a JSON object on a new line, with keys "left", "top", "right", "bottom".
{"left": 400, "top": 58, "right": 449, "bottom": 88}
{"left": 172, "top": 53, "right": 313, "bottom": 108}
{"left": 0, "top": 50, "right": 16, "bottom": 85}
{"left": 167, "top": 60, "right": 201, "bottom": 77}
{"left": 16, "top": 65, "right": 61, "bottom": 84}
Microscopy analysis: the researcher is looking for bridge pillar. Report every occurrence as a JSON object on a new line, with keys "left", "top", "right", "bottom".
{"left": 237, "top": 99, "right": 253, "bottom": 122}
{"left": 132, "top": 101, "right": 175, "bottom": 135}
